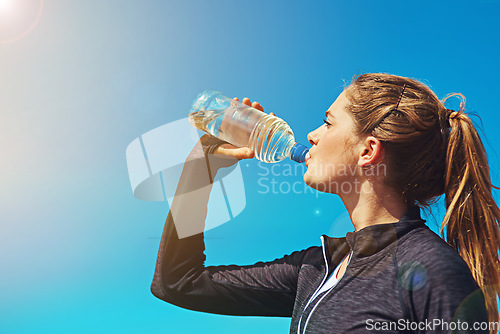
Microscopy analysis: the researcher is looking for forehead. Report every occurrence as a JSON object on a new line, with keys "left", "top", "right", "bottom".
{"left": 326, "top": 91, "right": 351, "bottom": 119}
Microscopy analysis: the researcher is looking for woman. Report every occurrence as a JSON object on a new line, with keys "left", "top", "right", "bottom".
{"left": 150, "top": 73, "right": 500, "bottom": 333}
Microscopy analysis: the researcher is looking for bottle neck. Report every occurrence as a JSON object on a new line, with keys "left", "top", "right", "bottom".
{"left": 289, "top": 142, "right": 309, "bottom": 163}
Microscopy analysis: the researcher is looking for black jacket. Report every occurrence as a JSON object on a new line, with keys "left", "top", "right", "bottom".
{"left": 151, "top": 205, "right": 489, "bottom": 333}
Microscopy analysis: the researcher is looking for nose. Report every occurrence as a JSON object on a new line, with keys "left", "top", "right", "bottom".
{"left": 307, "top": 127, "right": 321, "bottom": 146}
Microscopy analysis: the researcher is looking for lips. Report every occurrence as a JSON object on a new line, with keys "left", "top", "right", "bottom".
{"left": 305, "top": 151, "right": 311, "bottom": 167}
{"left": 305, "top": 156, "right": 311, "bottom": 167}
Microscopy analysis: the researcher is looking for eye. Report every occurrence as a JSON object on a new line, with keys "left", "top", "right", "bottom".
{"left": 323, "top": 119, "right": 332, "bottom": 128}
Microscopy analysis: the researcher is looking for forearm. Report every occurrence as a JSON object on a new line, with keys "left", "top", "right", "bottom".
{"left": 150, "top": 137, "right": 301, "bottom": 316}
{"left": 151, "top": 136, "right": 229, "bottom": 298}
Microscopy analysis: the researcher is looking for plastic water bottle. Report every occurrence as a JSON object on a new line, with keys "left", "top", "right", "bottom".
{"left": 188, "top": 90, "right": 309, "bottom": 163}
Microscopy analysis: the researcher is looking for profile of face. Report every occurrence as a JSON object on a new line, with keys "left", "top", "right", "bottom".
{"left": 303, "top": 90, "right": 369, "bottom": 195}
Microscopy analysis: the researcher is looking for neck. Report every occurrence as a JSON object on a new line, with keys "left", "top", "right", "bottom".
{"left": 340, "top": 180, "right": 408, "bottom": 232}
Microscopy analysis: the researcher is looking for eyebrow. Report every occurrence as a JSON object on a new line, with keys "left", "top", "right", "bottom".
{"left": 325, "top": 111, "right": 335, "bottom": 118}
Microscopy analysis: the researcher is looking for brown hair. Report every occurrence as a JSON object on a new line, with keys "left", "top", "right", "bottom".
{"left": 345, "top": 73, "right": 500, "bottom": 327}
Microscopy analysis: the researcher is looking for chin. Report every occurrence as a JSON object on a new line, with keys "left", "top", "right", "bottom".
{"left": 303, "top": 170, "right": 315, "bottom": 188}
{"left": 303, "top": 174, "right": 336, "bottom": 194}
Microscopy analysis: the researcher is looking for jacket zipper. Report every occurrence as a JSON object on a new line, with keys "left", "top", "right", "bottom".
{"left": 297, "top": 235, "right": 329, "bottom": 334}
{"left": 302, "top": 250, "right": 353, "bottom": 333}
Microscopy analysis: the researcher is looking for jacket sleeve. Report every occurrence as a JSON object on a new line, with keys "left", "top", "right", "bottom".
{"left": 150, "top": 136, "right": 319, "bottom": 317}
{"left": 150, "top": 211, "right": 318, "bottom": 317}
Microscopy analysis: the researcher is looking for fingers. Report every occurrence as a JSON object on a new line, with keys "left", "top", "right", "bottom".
{"left": 252, "top": 101, "right": 264, "bottom": 112}
{"left": 233, "top": 97, "right": 266, "bottom": 113}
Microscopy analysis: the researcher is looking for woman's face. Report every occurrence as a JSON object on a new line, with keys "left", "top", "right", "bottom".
{"left": 303, "top": 91, "right": 365, "bottom": 194}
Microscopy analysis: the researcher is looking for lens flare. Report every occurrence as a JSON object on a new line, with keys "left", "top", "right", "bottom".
{"left": 0, "top": 0, "right": 44, "bottom": 44}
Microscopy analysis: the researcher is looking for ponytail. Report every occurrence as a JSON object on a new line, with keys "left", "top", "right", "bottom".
{"left": 346, "top": 74, "right": 499, "bottom": 326}
{"left": 441, "top": 94, "right": 500, "bottom": 327}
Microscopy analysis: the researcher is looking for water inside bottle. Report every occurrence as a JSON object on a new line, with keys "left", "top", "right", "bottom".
{"left": 189, "top": 109, "right": 225, "bottom": 137}
{"left": 189, "top": 107, "right": 296, "bottom": 163}
{"left": 189, "top": 106, "right": 264, "bottom": 147}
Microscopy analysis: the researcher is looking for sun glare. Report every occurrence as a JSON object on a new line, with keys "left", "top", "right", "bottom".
{"left": 0, "top": 0, "right": 44, "bottom": 44}
{"left": 0, "top": 0, "right": 13, "bottom": 12}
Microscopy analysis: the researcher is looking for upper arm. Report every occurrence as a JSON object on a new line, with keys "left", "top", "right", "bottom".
{"left": 168, "top": 249, "right": 319, "bottom": 316}
{"left": 151, "top": 221, "right": 322, "bottom": 316}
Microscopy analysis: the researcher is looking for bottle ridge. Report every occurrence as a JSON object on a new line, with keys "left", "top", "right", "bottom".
{"left": 188, "top": 90, "right": 309, "bottom": 163}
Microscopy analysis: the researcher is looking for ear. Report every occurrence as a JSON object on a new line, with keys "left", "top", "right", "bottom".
{"left": 357, "top": 136, "right": 384, "bottom": 167}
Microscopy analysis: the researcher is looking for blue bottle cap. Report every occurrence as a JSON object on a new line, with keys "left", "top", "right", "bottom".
{"left": 290, "top": 142, "right": 310, "bottom": 163}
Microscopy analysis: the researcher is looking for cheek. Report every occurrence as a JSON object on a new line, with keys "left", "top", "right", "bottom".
{"left": 317, "top": 134, "right": 344, "bottom": 162}
{"left": 316, "top": 142, "right": 359, "bottom": 176}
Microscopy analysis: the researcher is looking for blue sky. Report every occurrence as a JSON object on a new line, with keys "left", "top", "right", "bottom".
{"left": 1, "top": 0, "right": 499, "bottom": 333}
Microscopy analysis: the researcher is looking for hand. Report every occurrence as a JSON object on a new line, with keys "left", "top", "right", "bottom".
{"left": 210, "top": 97, "right": 274, "bottom": 160}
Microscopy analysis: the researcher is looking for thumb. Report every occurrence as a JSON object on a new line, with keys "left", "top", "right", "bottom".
{"left": 214, "top": 144, "right": 255, "bottom": 160}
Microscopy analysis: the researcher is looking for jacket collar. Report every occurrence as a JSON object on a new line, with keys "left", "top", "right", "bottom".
{"left": 322, "top": 206, "right": 426, "bottom": 266}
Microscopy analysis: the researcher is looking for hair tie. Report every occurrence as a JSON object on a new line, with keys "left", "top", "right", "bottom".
{"left": 444, "top": 109, "right": 460, "bottom": 128}
{"left": 439, "top": 109, "right": 455, "bottom": 143}
{"left": 448, "top": 110, "right": 460, "bottom": 120}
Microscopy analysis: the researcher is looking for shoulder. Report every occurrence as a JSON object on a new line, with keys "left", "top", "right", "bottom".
{"left": 394, "top": 223, "right": 488, "bottom": 323}
{"left": 396, "top": 224, "right": 473, "bottom": 280}
{"left": 289, "top": 245, "right": 324, "bottom": 268}
{"left": 395, "top": 224, "right": 481, "bottom": 297}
